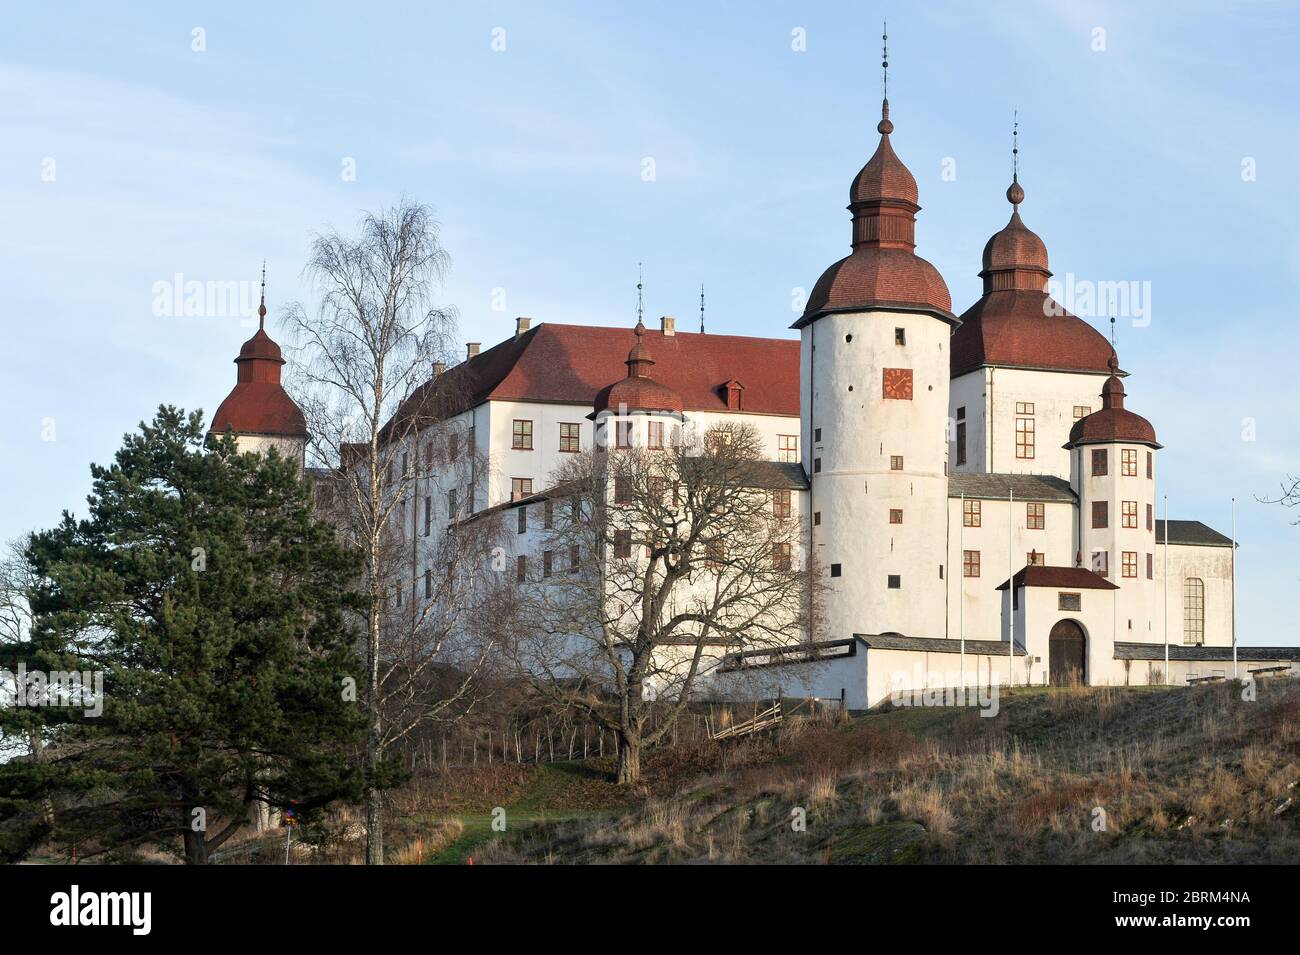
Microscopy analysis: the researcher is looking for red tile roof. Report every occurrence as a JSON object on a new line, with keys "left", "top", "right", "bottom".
{"left": 951, "top": 289, "right": 1116, "bottom": 377}
{"left": 798, "top": 247, "right": 953, "bottom": 325}
{"left": 489, "top": 323, "right": 798, "bottom": 413}
{"left": 385, "top": 323, "right": 800, "bottom": 438}
{"left": 995, "top": 565, "right": 1119, "bottom": 591}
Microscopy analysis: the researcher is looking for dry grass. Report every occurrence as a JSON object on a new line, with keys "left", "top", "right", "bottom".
{"left": 387, "top": 820, "right": 464, "bottom": 865}
{"left": 471, "top": 678, "right": 1300, "bottom": 865}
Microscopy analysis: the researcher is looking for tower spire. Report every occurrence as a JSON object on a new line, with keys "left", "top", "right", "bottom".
{"left": 635, "top": 262, "right": 644, "bottom": 327}
{"left": 879, "top": 22, "right": 892, "bottom": 133}
{"left": 1006, "top": 112, "right": 1025, "bottom": 207}
{"left": 1012, "top": 110, "right": 1019, "bottom": 183}
{"left": 258, "top": 259, "right": 267, "bottom": 330}
{"left": 699, "top": 283, "right": 706, "bottom": 334}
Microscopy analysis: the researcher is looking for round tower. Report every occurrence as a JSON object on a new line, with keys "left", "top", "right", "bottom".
{"left": 209, "top": 291, "right": 308, "bottom": 468}
{"left": 793, "top": 90, "right": 957, "bottom": 641}
{"left": 1066, "top": 357, "right": 1161, "bottom": 642}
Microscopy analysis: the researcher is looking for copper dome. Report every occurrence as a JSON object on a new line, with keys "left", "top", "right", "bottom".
{"left": 1066, "top": 372, "right": 1160, "bottom": 448}
{"left": 982, "top": 210, "right": 1049, "bottom": 278}
{"left": 850, "top": 117, "right": 919, "bottom": 206}
{"left": 592, "top": 321, "right": 684, "bottom": 415}
{"left": 952, "top": 178, "right": 1112, "bottom": 376}
{"left": 238, "top": 327, "right": 283, "bottom": 362}
{"left": 804, "top": 247, "right": 952, "bottom": 318}
{"left": 980, "top": 178, "right": 1051, "bottom": 292}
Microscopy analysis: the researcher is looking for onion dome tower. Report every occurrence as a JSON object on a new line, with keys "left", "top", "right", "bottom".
{"left": 591, "top": 272, "right": 684, "bottom": 450}
{"left": 209, "top": 270, "right": 308, "bottom": 467}
{"left": 1066, "top": 357, "right": 1160, "bottom": 450}
{"left": 795, "top": 28, "right": 954, "bottom": 643}
{"left": 1066, "top": 353, "right": 1161, "bottom": 645}
{"left": 949, "top": 120, "right": 1120, "bottom": 477}
{"left": 592, "top": 320, "right": 685, "bottom": 420}
{"left": 793, "top": 96, "right": 952, "bottom": 325}
{"left": 951, "top": 168, "right": 1113, "bottom": 377}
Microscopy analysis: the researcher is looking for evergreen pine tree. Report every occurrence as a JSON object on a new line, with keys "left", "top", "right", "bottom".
{"left": 0, "top": 407, "right": 378, "bottom": 864}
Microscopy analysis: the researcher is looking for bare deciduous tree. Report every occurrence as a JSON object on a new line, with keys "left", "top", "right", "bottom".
{"left": 0, "top": 538, "right": 41, "bottom": 763}
{"left": 508, "top": 421, "right": 822, "bottom": 785}
{"left": 286, "top": 198, "right": 504, "bottom": 863}
{"left": 1261, "top": 476, "right": 1300, "bottom": 524}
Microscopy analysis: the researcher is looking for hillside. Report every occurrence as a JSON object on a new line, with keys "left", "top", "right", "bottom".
{"left": 440, "top": 679, "right": 1300, "bottom": 865}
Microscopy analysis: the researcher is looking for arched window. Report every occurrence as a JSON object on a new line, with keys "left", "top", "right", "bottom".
{"left": 1183, "top": 578, "right": 1205, "bottom": 645}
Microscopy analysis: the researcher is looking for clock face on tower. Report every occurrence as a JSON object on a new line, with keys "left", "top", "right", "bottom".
{"left": 882, "top": 367, "right": 914, "bottom": 400}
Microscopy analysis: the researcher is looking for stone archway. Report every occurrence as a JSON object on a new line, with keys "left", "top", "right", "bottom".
{"left": 1048, "top": 620, "right": 1087, "bottom": 686}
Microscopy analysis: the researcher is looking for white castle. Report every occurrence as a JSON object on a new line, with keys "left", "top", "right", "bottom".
{"left": 209, "top": 98, "right": 1296, "bottom": 710}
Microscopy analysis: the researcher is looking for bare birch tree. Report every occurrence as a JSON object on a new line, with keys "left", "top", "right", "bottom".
{"left": 286, "top": 199, "right": 504, "bottom": 863}
{"left": 509, "top": 420, "right": 822, "bottom": 784}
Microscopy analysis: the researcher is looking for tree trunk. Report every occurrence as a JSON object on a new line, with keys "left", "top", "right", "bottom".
{"left": 615, "top": 732, "right": 641, "bottom": 785}
{"left": 365, "top": 784, "right": 383, "bottom": 865}
{"left": 183, "top": 820, "right": 209, "bottom": 865}
{"left": 365, "top": 574, "right": 384, "bottom": 865}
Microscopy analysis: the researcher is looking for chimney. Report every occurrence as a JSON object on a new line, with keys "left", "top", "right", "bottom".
{"left": 432, "top": 361, "right": 446, "bottom": 378}
{"left": 660, "top": 316, "right": 676, "bottom": 336}
{"left": 515, "top": 316, "right": 532, "bottom": 338}
{"left": 466, "top": 342, "right": 481, "bottom": 360}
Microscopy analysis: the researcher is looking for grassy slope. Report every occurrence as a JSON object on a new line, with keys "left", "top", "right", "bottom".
{"left": 451, "top": 680, "right": 1300, "bottom": 864}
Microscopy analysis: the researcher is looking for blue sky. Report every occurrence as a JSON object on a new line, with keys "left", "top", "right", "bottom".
{"left": 1, "top": 1, "right": 1297, "bottom": 643}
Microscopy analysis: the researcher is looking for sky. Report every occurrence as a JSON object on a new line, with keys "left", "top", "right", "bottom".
{"left": 1, "top": 1, "right": 1297, "bottom": 645}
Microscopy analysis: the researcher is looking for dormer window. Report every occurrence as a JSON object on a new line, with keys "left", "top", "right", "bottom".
{"left": 721, "top": 378, "right": 745, "bottom": 410}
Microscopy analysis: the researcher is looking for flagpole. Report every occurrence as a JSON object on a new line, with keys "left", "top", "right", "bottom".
{"left": 959, "top": 492, "right": 966, "bottom": 690}
{"left": 1162, "top": 495, "right": 1169, "bottom": 686}
{"left": 1231, "top": 496, "right": 1237, "bottom": 680}
{"left": 1008, "top": 487, "right": 1015, "bottom": 688}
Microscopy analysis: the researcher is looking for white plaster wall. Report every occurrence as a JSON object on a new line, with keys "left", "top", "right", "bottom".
{"left": 865, "top": 647, "right": 1018, "bottom": 709}
{"left": 950, "top": 366, "right": 1112, "bottom": 479}
{"left": 1159, "top": 542, "right": 1234, "bottom": 648}
{"left": 1017, "top": 586, "right": 1116, "bottom": 686}
{"left": 682, "top": 410, "right": 803, "bottom": 463}
{"left": 710, "top": 646, "right": 1037, "bottom": 711}
{"left": 235, "top": 433, "right": 305, "bottom": 469}
{"left": 803, "top": 308, "right": 951, "bottom": 641}
{"left": 484, "top": 399, "right": 593, "bottom": 507}
{"left": 949, "top": 371, "right": 988, "bottom": 473}
{"left": 481, "top": 400, "right": 801, "bottom": 509}
{"left": 1072, "top": 442, "right": 1159, "bottom": 646}
{"left": 945, "top": 496, "right": 1075, "bottom": 641}
{"left": 710, "top": 653, "right": 868, "bottom": 710}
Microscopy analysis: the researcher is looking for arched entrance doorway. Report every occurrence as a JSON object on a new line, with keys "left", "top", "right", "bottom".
{"left": 1048, "top": 620, "right": 1086, "bottom": 686}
